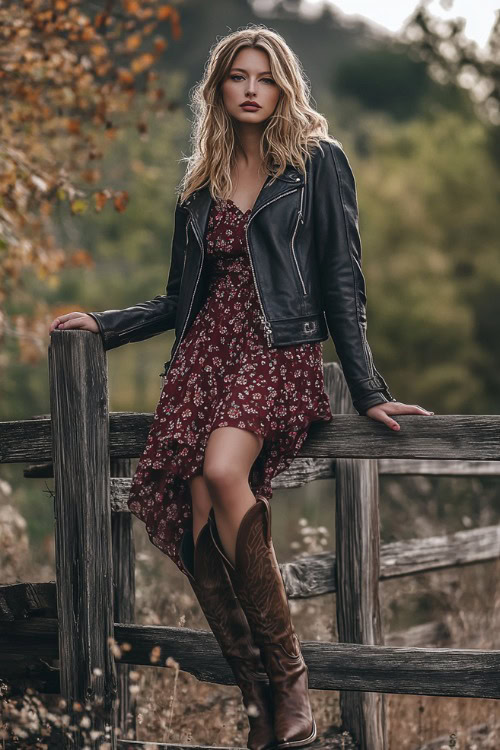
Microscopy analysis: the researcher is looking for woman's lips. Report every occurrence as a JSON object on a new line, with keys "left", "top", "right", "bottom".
{"left": 240, "top": 104, "right": 261, "bottom": 110}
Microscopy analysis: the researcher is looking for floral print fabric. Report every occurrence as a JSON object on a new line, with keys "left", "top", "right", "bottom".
{"left": 127, "top": 197, "right": 333, "bottom": 573}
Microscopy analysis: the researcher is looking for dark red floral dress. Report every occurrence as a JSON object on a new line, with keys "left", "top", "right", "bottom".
{"left": 128, "top": 197, "right": 333, "bottom": 573}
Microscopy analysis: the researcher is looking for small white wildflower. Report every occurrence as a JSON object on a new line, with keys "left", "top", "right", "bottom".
{"left": 301, "top": 526, "right": 315, "bottom": 535}
{"left": 246, "top": 702, "right": 260, "bottom": 717}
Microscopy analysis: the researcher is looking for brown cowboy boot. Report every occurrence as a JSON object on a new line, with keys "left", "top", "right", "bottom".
{"left": 208, "top": 499, "right": 317, "bottom": 750}
{"left": 179, "top": 520, "right": 277, "bottom": 750}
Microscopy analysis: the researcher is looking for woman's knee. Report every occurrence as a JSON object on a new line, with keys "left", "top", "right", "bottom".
{"left": 202, "top": 458, "right": 245, "bottom": 498}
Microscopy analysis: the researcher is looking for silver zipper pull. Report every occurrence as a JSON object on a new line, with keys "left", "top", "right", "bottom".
{"left": 263, "top": 319, "right": 273, "bottom": 346}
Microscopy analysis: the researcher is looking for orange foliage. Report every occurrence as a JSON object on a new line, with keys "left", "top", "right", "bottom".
{"left": 0, "top": 0, "right": 182, "bottom": 364}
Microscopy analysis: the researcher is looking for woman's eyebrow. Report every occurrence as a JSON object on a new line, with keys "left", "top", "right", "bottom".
{"left": 230, "top": 67, "right": 273, "bottom": 75}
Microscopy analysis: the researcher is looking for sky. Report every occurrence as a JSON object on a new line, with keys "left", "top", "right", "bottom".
{"left": 301, "top": 0, "right": 498, "bottom": 50}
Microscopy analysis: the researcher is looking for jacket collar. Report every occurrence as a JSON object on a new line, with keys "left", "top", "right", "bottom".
{"left": 181, "top": 163, "right": 305, "bottom": 245}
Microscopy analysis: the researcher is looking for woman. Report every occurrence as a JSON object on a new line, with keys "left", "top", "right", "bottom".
{"left": 49, "top": 25, "right": 434, "bottom": 750}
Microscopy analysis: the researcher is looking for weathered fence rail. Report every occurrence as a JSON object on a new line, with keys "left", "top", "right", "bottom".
{"left": 0, "top": 329, "right": 499, "bottom": 750}
{"left": 1, "top": 411, "right": 500, "bottom": 463}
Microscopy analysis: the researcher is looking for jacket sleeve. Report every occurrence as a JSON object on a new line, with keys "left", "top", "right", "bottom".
{"left": 312, "top": 139, "right": 397, "bottom": 415}
{"left": 87, "top": 198, "right": 188, "bottom": 351}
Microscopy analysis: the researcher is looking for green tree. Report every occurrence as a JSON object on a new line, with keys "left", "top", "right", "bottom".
{"left": 351, "top": 110, "right": 500, "bottom": 414}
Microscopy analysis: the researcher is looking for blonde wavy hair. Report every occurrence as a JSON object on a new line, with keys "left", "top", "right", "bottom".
{"left": 177, "top": 24, "right": 337, "bottom": 204}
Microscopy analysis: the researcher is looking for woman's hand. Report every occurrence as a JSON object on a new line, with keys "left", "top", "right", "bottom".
{"left": 49, "top": 312, "right": 99, "bottom": 334}
{"left": 365, "top": 401, "right": 434, "bottom": 431}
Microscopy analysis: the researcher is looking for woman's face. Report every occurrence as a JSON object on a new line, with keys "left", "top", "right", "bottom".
{"left": 221, "top": 47, "right": 281, "bottom": 125}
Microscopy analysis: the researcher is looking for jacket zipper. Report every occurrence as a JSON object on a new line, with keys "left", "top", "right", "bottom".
{"left": 166, "top": 185, "right": 299, "bottom": 372}
{"left": 181, "top": 217, "right": 190, "bottom": 275}
{"left": 290, "top": 185, "right": 307, "bottom": 295}
{"left": 244, "top": 187, "right": 299, "bottom": 346}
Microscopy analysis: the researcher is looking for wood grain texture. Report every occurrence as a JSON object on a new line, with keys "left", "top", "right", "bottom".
{"left": 378, "top": 458, "right": 500, "bottom": 475}
{"left": 335, "top": 458, "right": 386, "bottom": 749}
{"left": 48, "top": 329, "right": 117, "bottom": 749}
{"left": 331, "top": 364, "right": 386, "bottom": 750}
{"left": 0, "top": 620, "right": 450, "bottom": 696}
{"left": 262, "top": 522, "right": 500, "bottom": 596}
{"left": 111, "top": 458, "right": 137, "bottom": 743}
{"left": 3, "top": 413, "right": 500, "bottom": 463}
{"left": 2, "top": 618, "right": 499, "bottom": 699}
{"left": 0, "top": 582, "right": 57, "bottom": 621}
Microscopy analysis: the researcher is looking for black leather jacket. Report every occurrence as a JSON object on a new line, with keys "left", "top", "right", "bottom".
{"left": 88, "top": 138, "right": 397, "bottom": 415}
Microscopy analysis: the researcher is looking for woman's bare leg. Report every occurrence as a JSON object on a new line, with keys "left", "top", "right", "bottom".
{"left": 203, "top": 426, "right": 264, "bottom": 565}
{"left": 187, "top": 474, "right": 213, "bottom": 544}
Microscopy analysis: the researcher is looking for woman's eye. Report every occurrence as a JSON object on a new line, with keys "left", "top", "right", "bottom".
{"left": 229, "top": 75, "right": 275, "bottom": 84}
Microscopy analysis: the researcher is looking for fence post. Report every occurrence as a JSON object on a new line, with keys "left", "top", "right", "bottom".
{"left": 325, "top": 363, "right": 387, "bottom": 749}
{"left": 49, "top": 329, "right": 117, "bottom": 749}
{"left": 110, "top": 458, "right": 137, "bottom": 741}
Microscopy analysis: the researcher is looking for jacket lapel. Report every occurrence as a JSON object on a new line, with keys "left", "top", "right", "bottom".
{"left": 182, "top": 164, "right": 305, "bottom": 245}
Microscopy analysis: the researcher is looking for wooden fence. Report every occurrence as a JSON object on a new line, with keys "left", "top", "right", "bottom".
{"left": 0, "top": 329, "right": 499, "bottom": 749}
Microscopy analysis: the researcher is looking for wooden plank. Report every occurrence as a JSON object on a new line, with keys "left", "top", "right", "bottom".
{"left": 111, "top": 458, "right": 137, "bottom": 743}
{"left": 3, "top": 618, "right": 500, "bottom": 699}
{"left": 49, "top": 329, "right": 117, "bottom": 749}
{"left": 0, "top": 582, "right": 56, "bottom": 621}
{"left": 3, "top": 412, "right": 500, "bottom": 463}
{"left": 282, "top": 523, "right": 500, "bottom": 597}
{"left": 378, "top": 458, "right": 500, "bottom": 475}
{"left": 331, "top": 355, "right": 386, "bottom": 750}
{"left": 335, "top": 457, "right": 387, "bottom": 749}
{"left": 379, "top": 524, "right": 500, "bottom": 577}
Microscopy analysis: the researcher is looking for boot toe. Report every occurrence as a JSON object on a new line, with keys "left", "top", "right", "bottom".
{"left": 275, "top": 717, "right": 317, "bottom": 749}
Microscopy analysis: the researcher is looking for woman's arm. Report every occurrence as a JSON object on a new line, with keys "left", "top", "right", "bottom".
{"left": 312, "top": 139, "right": 396, "bottom": 415}
{"left": 87, "top": 197, "right": 188, "bottom": 351}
